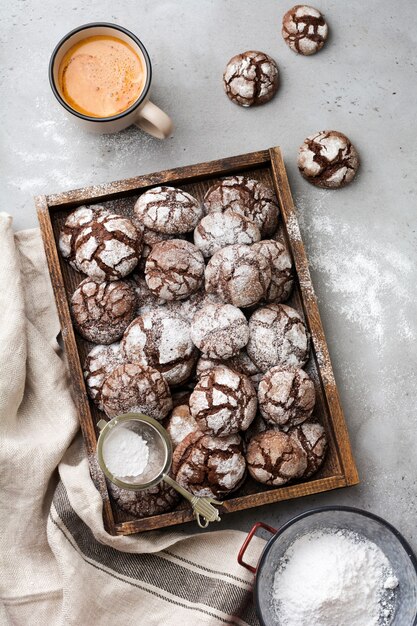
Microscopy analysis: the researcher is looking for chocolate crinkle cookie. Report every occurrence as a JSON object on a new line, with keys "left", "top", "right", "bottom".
{"left": 71, "top": 277, "right": 137, "bottom": 344}
{"left": 190, "top": 303, "right": 249, "bottom": 359}
{"left": 246, "top": 430, "right": 307, "bottom": 486}
{"left": 166, "top": 289, "right": 222, "bottom": 324}
{"left": 134, "top": 186, "right": 203, "bottom": 235}
{"left": 196, "top": 349, "right": 263, "bottom": 388}
{"left": 108, "top": 480, "right": 180, "bottom": 518}
{"left": 247, "top": 304, "right": 310, "bottom": 372}
{"left": 289, "top": 421, "right": 328, "bottom": 477}
{"left": 205, "top": 244, "right": 271, "bottom": 308}
{"left": 227, "top": 350, "right": 263, "bottom": 388}
{"left": 297, "top": 130, "right": 360, "bottom": 188}
{"left": 203, "top": 176, "right": 279, "bottom": 237}
{"left": 189, "top": 365, "right": 257, "bottom": 436}
{"left": 252, "top": 240, "right": 293, "bottom": 303}
{"left": 101, "top": 362, "right": 172, "bottom": 419}
{"left": 58, "top": 205, "right": 110, "bottom": 261}
{"left": 136, "top": 228, "right": 177, "bottom": 271}
{"left": 166, "top": 404, "right": 200, "bottom": 448}
{"left": 282, "top": 5, "right": 328, "bottom": 55}
{"left": 83, "top": 343, "right": 125, "bottom": 411}
{"left": 196, "top": 355, "right": 226, "bottom": 378}
{"left": 130, "top": 273, "right": 167, "bottom": 316}
{"left": 223, "top": 50, "right": 279, "bottom": 107}
{"left": 194, "top": 210, "right": 261, "bottom": 258}
{"left": 121, "top": 310, "right": 197, "bottom": 386}
{"left": 258, "top": 366, "right": 315, "bottom": 429}
{"left": 145, "top": 239, "right": 205, "bottom": 301}
{"left": 172, "top": 431, "right": 246, "bottom": 498}
{"left": 65, "top": 211, "right": 142, "bottom": 281}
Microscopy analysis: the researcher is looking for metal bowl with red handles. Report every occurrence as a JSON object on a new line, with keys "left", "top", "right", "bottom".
{"left": 238, "top": 506, "right": 417, "bottom": 626}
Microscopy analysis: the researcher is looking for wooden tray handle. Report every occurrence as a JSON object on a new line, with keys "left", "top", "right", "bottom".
{"left": 237, "top": 521, "right": 277, "bottom": 573}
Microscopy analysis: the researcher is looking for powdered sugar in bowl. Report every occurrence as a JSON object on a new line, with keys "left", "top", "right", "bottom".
{"left": 238, "top": 506, "right": 417, "bottom": 626}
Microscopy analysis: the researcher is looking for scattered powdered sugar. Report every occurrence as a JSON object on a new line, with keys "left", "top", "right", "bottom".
{"left": 295, "top": 191, "right": 416, "bottom": 349}
{"left": 272, "top": 528, "right": 399, "bottom": 626}
{"left": 102, "top": 427, "right": 149, "bottom": 479}
{"left": 284, "top": 211, "right": 303, "bottom": 243}
{"left": 312, "top": 343, "right": 334, "bottom": 385}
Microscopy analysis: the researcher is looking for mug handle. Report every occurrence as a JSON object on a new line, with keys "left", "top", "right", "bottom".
{"left": 238, "top": 522, "right": 277, "bottom": 573}
{"left": 135, "top": 100, "right": 173, "bottom": 139}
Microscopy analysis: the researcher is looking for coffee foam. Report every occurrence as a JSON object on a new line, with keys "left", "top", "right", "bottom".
{"left": 59, "top": 35, "right": 145, "bottom": 118}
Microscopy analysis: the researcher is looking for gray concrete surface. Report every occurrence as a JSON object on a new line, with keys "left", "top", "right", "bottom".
{"left": 1, "top": 0, "right": 416, "bottom": 551}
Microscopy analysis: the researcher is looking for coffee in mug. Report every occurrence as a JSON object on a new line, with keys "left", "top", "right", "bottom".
{"left": 58, "top": 35, "right": 146, "bottom": 118}
{"left": 49, "top": 23, "right": 173, "bottom": 138}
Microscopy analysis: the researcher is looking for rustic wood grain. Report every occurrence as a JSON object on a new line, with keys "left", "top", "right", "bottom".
{"left": 35, "top": 147, "right": 359, "bottom": 536}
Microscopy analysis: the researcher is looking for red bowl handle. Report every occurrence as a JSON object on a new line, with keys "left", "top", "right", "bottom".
{"left": 238, "top": 521, "right": 277, "bottom": 573}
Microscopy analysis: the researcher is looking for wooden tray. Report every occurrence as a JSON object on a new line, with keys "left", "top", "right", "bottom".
{"left": 35, "top": 147, "right": 359, "bottom": 536}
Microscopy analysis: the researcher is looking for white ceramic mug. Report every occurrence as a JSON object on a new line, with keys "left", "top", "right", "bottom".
{"left": 49, "top": 22, "right": 173, "bottom": 139}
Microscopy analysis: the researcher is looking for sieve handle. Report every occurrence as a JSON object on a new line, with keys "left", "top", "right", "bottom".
{"left": 238, "top": 522, "right": 277, "bottom": 573}
{"left": 162, "top": 474, "right": 222, "bottom": 528}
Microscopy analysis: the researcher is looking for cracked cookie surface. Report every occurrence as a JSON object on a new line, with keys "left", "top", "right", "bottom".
{"left": 298, "top": 130, "right": 359, "bottom": 188}
{"left": 131, "top": 273, "right": 167, "bottom": 316}
{"left": 252, "top": 240, "right": 293, "bottom": 303}
{"left": 121, "top": 309, "right": 197, "bottom": 386}
{"left": 108, "top": 480, "right": 179, "bottom": 518}
{"left": 203, "top": 176, "right": 279, "bottom": 237}
{"left": 166, "top": 404, "right": 200, "bottom": 448}
{"left": 289, "top": 421, "right": 327, "bottom": 477}
{"left": 246, "top": 430, "right": 307, "bottom": 485}
{"left": 172, "top": 431, "right": 246, "bottom": 498}
{"left": 190, "top": 303, "right": 249, "bottom": 359}
{"left": 258, "top": 366, "right": 315, "bottom": 428}
{"left": 189, "top": 365, "right": 257, "bottom": 436}
{"left": 247, "top": 303, "right": 310, "bottom": 371}
{"left": 59, "top": 205, "right": 110, "bottom": 261}
{"left": 205, "top": 244, "right": 271, "bottom": 308}
{"left": 134, "top": 186, "right": 203, "bottom": 234}
{"left": 282, "top": 5, "right": 328, "bottom": 55}
{"left": 135, "top": 228, "right": 177, "bottom": 271}
{"left": 145, "top": 239, "right": 205, "bottom": 301}
{"left": 165, "top": 289, "right": 222, "bottom": 324}
{"left": 194, "top": 210, "right": 261, "bottom": 258}
{"left": 101, "top": 362, "right": 172, "bottom": 419}
{"left": 83, "top": 343, "right": 125, "bottom": 411}
{"left": 71, "top": 212, "right": 142, "bottom": 281}
{"left": 223, "top": 50, "right": 279, "bottom": 107}
{"left": 71, "top": 277, "right": 137, "bottom": 344}
{"left": 196, "top": 349, "right": 263, "bottom": 389}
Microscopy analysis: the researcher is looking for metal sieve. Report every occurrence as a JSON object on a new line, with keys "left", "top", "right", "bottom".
{"left": 97, "top": 413, "right": 221, "bottom": 528}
